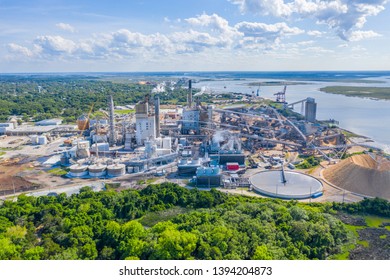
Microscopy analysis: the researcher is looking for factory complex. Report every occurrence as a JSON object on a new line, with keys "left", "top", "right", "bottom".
{"left": 1, "top": 78, "right": 389, "bottom": 202}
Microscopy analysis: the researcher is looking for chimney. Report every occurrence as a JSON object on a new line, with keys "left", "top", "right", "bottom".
{"left": 108, "top": 94, "right": 116, "bottom": 146}
{"left": 188, "top": 79, "right": 192, "bottom": 108}
{"left": 154, "top": 93, "right": 160, "bottom": 137}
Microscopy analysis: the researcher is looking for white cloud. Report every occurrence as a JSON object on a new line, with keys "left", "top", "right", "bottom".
{"left": 347, "top": 30, "right": 381, "bottom": 41}
{"left": 34, "top": 35, "right": 77, "bottom": 54}
{"left": 56, "top": 23, "right": 75, "bottom": 33}
{"left": 307, "top": 30, "right": 323, "bottom": 36}
{"left": 229, "top": 0, "right": 388, "bottom": 41}
{"left": 7, "top": 43, "right": 35, "bottom": 57}
{"left": 4, "top": 14, "right": 331, "bottom": 61}
{"left": 229, "top": 0, "right": 293, "bottom": 17}
{"left": 235, "top": 21, "right": 304, "bottom": 40}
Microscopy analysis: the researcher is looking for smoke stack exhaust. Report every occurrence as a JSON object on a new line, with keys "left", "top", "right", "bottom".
{"left": 188, "top": 79, "right": 192, "bottom": 108}
{"left": 154, "top": 93, "right": 160, "bottom": 137}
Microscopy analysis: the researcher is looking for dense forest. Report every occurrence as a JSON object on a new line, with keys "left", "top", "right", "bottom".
{"left": 0, "top": 76, "right": 214, "bottom": 122}
{"left": 1, "top": 183, "right": 389, "bottom": 260}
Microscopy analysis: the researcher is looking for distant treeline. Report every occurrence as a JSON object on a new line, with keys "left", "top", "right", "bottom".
{"left": 0, "top": 78, "right": 213, "bottom": 122}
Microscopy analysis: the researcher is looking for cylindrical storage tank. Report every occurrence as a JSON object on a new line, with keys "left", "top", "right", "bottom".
{"left": 162, "top": 137, "right": 172, "bottom": 149}
{"left": 30, "top": 135, "right": 38, "bottom": 145}
{"left": 88, "top": 164, "right": 107, "bottom": 177}
{"left": 77, "top": 115, "right": 89, "bottom": 130}
{"left": 69, "top": 164, "right": 88, "bottom": 177}
{"left": 107, "top": 164, "right": 126, "bottom": 177}
{"left": 38, "top": 135, "right": 47, "bottom": 145}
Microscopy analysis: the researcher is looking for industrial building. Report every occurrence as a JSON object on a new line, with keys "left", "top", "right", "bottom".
{"left": 195, "top": 166, "right": 222, "bottom": 187}
{"left": 135, "top": 100, "right": 156, "bottom": 146}
{"left": 36, "top": 119, "right": 62, "bottom": 126}
{"left": 305, "top": 98, "right": 317, "bottom": 123}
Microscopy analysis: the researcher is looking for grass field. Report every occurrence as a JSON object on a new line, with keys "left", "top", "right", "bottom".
{"left": 47, "top": 167, "right": 69, "bottom": 176}
{"left": 320, "top": 86, "right": 390, "bottom": 100}
{"left": 114, "top": 109, "right": 135, "bottom": 115}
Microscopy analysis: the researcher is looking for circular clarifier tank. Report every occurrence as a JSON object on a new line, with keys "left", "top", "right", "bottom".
{"left": 250, "top": 170, "right": 323, "bottom": 199}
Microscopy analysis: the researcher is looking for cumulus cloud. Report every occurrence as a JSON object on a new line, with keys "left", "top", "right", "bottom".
{"left": 5, "top": 14, "right": 308, "bottom": 60}
{"left": 34, "top": 35, "right": 77, "bottom": 54}
{"left": 56, "top": 23, "right": 75, "bottom": 33}
{"left": 347, "top": 30, "right": 381, "bottom": 41}
{"left": 230, "top": 0, "right": 293, "bottom": 17}
{"left": 307, "top": 30, "right": 324, "bottom": 37}
{"left": 235, "top": 21, "right": 304, "bottom": 39}
{"left": 7, "top": 43, "right": 35, "bottom": 57}
{"left": 229, "top": 0, "right": 388, "bottom": 41}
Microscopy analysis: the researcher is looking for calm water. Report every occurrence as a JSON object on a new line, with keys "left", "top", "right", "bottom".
{"left": 194, "top": 77, "right": 390, "bottom": 151}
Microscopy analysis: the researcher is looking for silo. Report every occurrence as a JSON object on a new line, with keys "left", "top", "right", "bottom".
{"left": 88, "top": 163, "right": 107, "bottom": 177}
{"left": 69, "top": 164, "right": 89, "bottom": 177}
{"left": 107, "top": 164, "right": 126, "bottom": 177}
{"left": 38, "top": 135, "right": 47, "bottom": 145}
{"left": 30, "top": 135, "right": 38, "bottom": 145}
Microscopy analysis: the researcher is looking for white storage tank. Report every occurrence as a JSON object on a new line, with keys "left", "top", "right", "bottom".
{"left": 30, "top": 135, "right": 39, "bottom": 145}
{"left": 38, "top": 135, "right": 48, "bottom": 145}
{"left": 69, "top": 164, "right": 89, "bottom": 177}
{"left": 88, "top": 164, "right": 107, "bottom": 177}
{"left": 107, "top": 164, "right": 126, "bottom": 177}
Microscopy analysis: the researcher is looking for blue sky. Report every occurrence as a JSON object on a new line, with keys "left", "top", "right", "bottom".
{"left": 1, "top": 0, "right": 389, "bottom": 72}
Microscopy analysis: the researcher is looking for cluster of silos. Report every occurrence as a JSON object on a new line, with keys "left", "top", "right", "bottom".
{"left": 69, "top": 164, "right": 89, "bottom": 177}
{"left": 30, "top": 135, "right": 48, "bottom": 145}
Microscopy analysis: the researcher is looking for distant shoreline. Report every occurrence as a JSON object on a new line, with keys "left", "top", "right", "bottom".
{"left": 320, "top": 86, "right": 390, "bottom": 101}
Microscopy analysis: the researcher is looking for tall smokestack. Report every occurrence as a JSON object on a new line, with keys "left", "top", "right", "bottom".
{"left": 154, "top": 93, "right": 160, "bottom": 137}
{"left": 108, "top": 94, "right": 116, "bottom": 146}
{"left": 188, "top": 79, "right": 192, "bottom": 108}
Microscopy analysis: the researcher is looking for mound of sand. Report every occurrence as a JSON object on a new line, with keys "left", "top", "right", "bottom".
{"left": 323, "top": 154, "right": 390, "bottom": 199}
